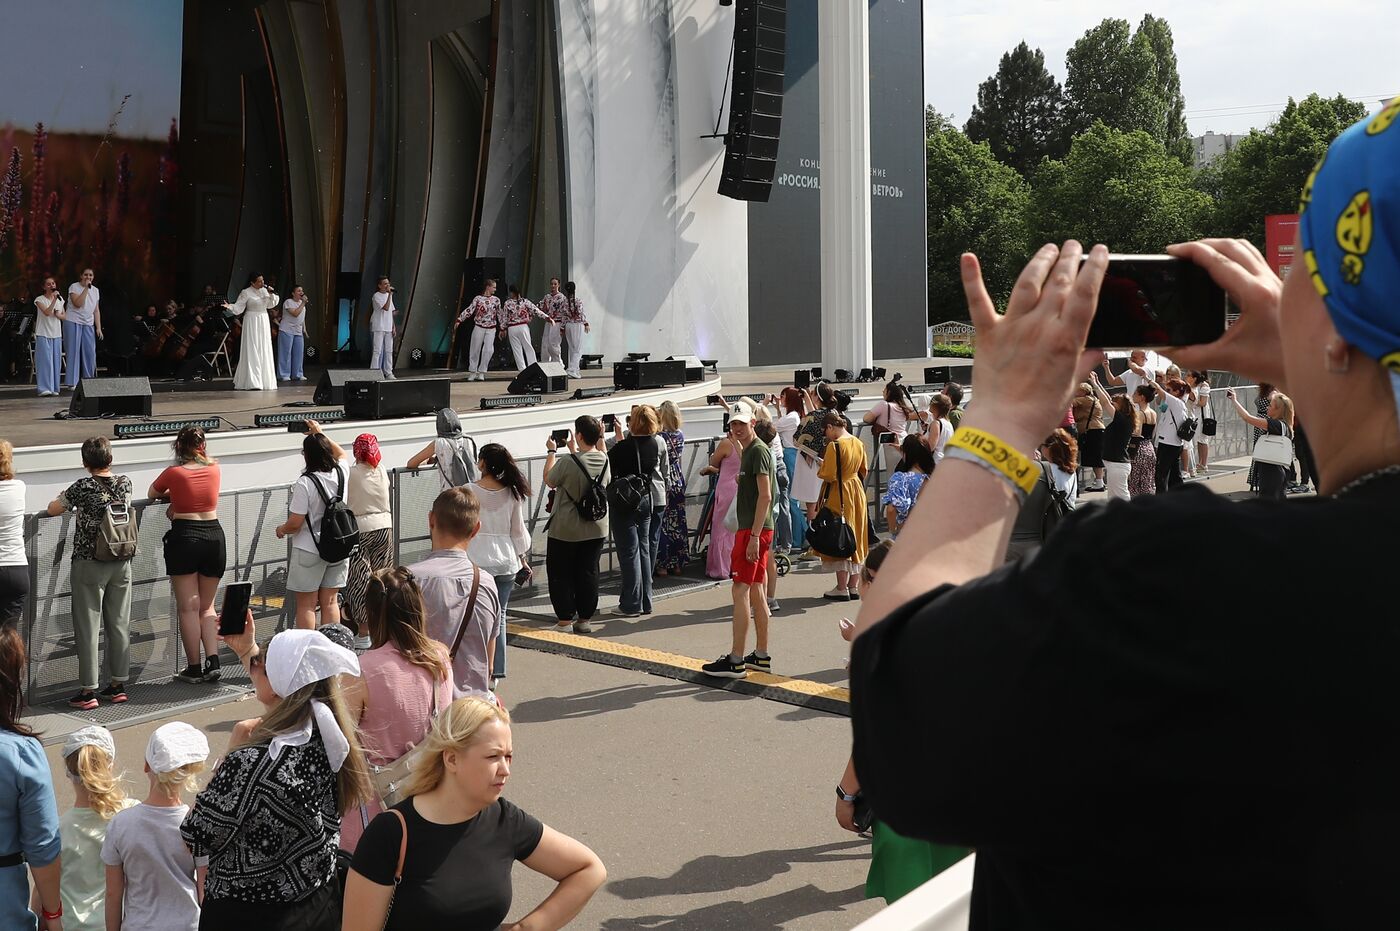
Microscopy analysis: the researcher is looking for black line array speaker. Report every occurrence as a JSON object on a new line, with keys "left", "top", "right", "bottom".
{"left": 666, "top": 355, "right": 705, "bottom": 384}
{"left": 463, "top": 257, "right": 507, "bottom": 294}
{"left": 70, "top": 377, "right": 152, "bottom": 418}
{"left": 613, "top": 359, "right": 687, "bottom": 390}
{"left": 344, "top": 378, "right": 452, "bottom": 420}
{"left": 315, "top": 368, "right": 385, "bottom": 405}
{"left": 509, "top": 361, "right": 569, "bottom": 395}
{"left": 718, "top": 0, "right": 787, "bottom": 202}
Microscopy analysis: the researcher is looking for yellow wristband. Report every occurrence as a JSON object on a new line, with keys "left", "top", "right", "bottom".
{"left": 944, "top": 427, "right": 1039, "bottom": 498}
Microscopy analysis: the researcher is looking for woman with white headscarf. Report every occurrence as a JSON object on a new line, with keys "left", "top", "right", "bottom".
{"left": 182, "top": 624, "right": 371, "bottom": 930}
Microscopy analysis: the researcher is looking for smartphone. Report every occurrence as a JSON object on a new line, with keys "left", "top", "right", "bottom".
{"left": 1085, "top": 255, "right": 1228, "bottom": 349}
{"left": 602, "top": 413, "right": 616, "bottom": 428}
{"left": 706, "top": 394, "right": 722, "bottom": 405}
{"left": 513, "top": 564, "right": 533, "bottom": 587}
{"left": 551, "top": 428, "right": 571, "bottom": 444}
{"left": 877, "top": 432, "right": 896, "bottom": 446}
{"left": 218, "top": 581, "right": 253, "bottom": 636}
{"left": 287, "top": 421, "right": 311, "bottom": 433}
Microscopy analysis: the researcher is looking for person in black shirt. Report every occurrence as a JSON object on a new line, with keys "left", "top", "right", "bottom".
{"left": 1089, "top": 370, "right": 1137, "bottom": 500}
{"left": 850, "top": 126, "right": 1400, "bottom": 931}
{"left": 606, "top": 406, "right": 663, "bottom": 617}
{"left": 345, "top": 696, "right": 605, "bottom": 930}
{"left": 1228, "top": 386, "right": 1295, "bottom": 501}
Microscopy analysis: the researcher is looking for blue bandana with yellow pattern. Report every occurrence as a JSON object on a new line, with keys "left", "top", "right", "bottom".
{"left": 1299, "top": 98, "right": 1400, "bottom": 402}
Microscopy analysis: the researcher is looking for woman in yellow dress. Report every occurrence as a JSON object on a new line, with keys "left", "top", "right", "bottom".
{"left": 809, "top": 411, "right": 868, "bottom": 600}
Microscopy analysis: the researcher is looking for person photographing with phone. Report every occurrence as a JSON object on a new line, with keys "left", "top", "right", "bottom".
{"left": 849, "top": 101, "right": 1400, "bottom": 931}
{"left": 466, "top": 444, "right": 532, "bottom": 687}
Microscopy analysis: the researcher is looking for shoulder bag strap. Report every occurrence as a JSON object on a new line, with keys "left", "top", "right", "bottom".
{"left": 833, "top": 440, "right": 845, "bottom": 514}
{"left": 449, "top": 565, "right": 482, "bottom": 660}
{"left": 384, "top": 807, "right": 408, "bottom": 924}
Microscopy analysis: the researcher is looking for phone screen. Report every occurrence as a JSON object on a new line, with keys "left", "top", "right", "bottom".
{"left": 706, "top": 394, "right": 721, "bottom": 404}
{"left": 551, "top": 429, "right": 571, "bottom": 444}
{"left": 877, "top": 433, "right": 895, "bottom": 445}
{"left": 602, "top": 414, "right": 616, "bottom": 428}
{"left": 287, "top": 421, "right": 311, "bottom": 433}
{"left": 218, "top": 581, "right": 253, "bottom": 636}
{"left": 1085, "top": 255, "right": 1228, "bottom": 349}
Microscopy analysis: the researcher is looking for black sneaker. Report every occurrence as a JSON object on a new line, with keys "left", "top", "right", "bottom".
{"left": 202, "top": 656, "right": 222, "bottom": 682}
{"left": 98, "top": 684, "right": 128, "bottom": 704}
{"left": 174, "top": 664, "right": 203, "bottom": 684}
{"left": 743, "top": 651, "right": 771, "bottom": 673}
{"left": 68, "top": 689, "right": 98, "bottom": 710}
{"left": 701, "top": 655, "right": 747, "bottom": 679}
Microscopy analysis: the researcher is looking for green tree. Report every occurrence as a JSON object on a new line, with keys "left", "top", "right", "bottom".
{"left": 1211, "top": 93, "right": 1370, "bottom": 246}
{"left": 1029, "top": 122, "right": 1213, "bottom": 252}
{"left": 926, "top": 111, "right": 1031, "bottom": 320}
{"left": 964, "top": 41, "right": 1067, "bottom": 175}
{"left": 1064, "top": 16, "right": 1191, "bottom": 162}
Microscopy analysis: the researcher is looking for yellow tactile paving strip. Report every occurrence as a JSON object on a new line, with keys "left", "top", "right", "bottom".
{"left": 506, "top": 623, "right": 851, "bottom": 713}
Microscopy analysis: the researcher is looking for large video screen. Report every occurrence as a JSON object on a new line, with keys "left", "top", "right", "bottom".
{"left": 747, "top": 0, "right": 927, "bottom": 365}
{"left": 0, "top": 0, "right": 184, "bottom": 309}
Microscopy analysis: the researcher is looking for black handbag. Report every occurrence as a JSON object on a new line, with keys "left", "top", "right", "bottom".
{"left": 807, "top": 442, "right": 858, "bottom": 560}
{"left": 1201, "top": 417, "right": 1217, "bottom": 437}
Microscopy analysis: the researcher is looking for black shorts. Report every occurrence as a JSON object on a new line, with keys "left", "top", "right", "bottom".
{"left": 1080, "top": 428, "right": 1105, "bottom": 468}
{"left": 163, "top": 519, "right": 227, "bottom": 578}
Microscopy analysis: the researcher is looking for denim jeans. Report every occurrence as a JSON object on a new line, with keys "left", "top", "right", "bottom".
{"left": 491, "top": 573, "right": 514, "bottom": 680}
{"left": 62, "top": 320, "right": 96, "bottom": 386}
{"left": 277, "top": 330, "right": 304, "bottom": 379}
{"left": 35, "top": 335, "right": 62, "bottom": 394}
{"left": 613, "top": 499, "right": 654, "bottom": 614}
{"left": 783, "top": 447, "right": 808, "bottom": 549}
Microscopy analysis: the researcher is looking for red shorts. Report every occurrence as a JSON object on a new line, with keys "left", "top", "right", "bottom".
{"left": 731, "top": 529, "right": 774, "bottom": 585}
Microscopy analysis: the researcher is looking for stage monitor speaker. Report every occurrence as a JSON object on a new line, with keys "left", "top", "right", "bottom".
{"left": 70, "top": 377, "right": 152, "bottom": 418}
{"left": 613, "top": 359, "right": 686, "bottom": 390}
{"left": 463, "top": 257, "right": 507, "bottom": 294}
{"left": 336, "top": 272, "right": 361, "bottom": 301}
{"left": 315, "top": 368, "right": 385, "bottom": 405}
{"left": 344, "top": 378, "right": 451, "bottom": 420}
{"left": 924, "top": 364, "right": 974, "bottom": 387}
{"left": 666, "top": 355, "right": 705, "bottom": 383}
{"left": 509, "top": 362, "right": 569, "bottom": 395}
{"left": 794, "top": 369, "right": 811, "bottom": 389}
{"left": 718, "top": 0, "right": 787, "bottom": 202}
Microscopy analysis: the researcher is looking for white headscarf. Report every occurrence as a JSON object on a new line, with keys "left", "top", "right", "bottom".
{"left": 264, "top": 629, "right": 360, "bottom": 772}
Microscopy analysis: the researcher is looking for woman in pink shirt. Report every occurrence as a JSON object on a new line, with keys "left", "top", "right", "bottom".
{"left": 339, "top": 567, "right": 453, "bottom": 854}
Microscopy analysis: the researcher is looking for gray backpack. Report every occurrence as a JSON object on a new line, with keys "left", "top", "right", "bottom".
{"left": 94, "top": 481, "right": 138, "bottom": 562}
{"left": 438, "top": 436, "right": 479, "bottom": 486}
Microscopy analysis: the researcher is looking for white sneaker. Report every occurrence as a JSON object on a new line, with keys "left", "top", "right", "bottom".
{"left": 607, "top": 607, "right": 641, "bottom": 618}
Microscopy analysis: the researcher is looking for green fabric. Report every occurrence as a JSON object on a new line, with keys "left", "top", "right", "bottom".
{"left": 864, "top": 820, "right": 970, "bottom": 904}
{"left": 546, "top": 450, "right": 609, "bottom": 542}
{"left": 736, "top": 439, "right": 776, "bottom": 531}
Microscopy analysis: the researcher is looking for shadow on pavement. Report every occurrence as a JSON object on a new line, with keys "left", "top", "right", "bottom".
{"left": 607, "top": 841, "right": 869, "bottom": 899}
{"left": 508, "top": 682, "right": 744, "bottom": 723}
{"left": 599, "top": 883, "right": 868, "bottom": 930}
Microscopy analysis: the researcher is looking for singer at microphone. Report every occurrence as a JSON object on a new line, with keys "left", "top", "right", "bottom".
{"left": 370, "top": 275, "right": 397, "bottom": 379}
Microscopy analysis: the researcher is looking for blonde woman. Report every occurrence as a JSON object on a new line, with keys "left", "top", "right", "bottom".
{"left": 655, "top": 401, "right": 689, "bottom": 575}
{"left": 1229, "top": 388, "right": 1295, "bottom": 501}
{"left": 183, "top": 627, "right": 371, "bottom": 930}
{"left": 344, "top": 697, "right": 606, "bottom": 931}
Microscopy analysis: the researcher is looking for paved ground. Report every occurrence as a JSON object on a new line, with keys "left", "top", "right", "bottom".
{"left": 33, "top": 460, "right": 1278, "bottom": 929}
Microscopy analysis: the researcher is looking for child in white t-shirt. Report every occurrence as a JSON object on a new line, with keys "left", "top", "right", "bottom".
{"left": 101, "top": 723, "right": 210, "bottom": 931}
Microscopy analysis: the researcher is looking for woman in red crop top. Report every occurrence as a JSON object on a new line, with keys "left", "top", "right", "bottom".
{"left": 148, "top": 426, "right": 226, "bottom": 684}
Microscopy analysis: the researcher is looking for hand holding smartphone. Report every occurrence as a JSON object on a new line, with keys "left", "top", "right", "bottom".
{"left": 1085, "top": 255, "right": 1228, "bottom": 349}
{"left": 551, "top": 428, "right": 571, "bottom": 445}
{"left": 218, "top": 581, "right": 253, "bottom": 636}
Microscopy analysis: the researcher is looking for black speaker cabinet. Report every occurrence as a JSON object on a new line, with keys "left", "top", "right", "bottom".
{"left": 344, "top": 378, "right": 451, "bottom": 419}
{"left": 924, "top": 364, "right": 973, "bottom": 387}
{"left": 70, "top": 377, "right": 152, "bottom": 418}
{"left": 613, "top": 359, "right": 686, "bottom": 390}
{"left": 509, "top": 362, "right": 569, "bottom": 395}
{"left": 666, "top": 355, "right": 705, "bottom": 384}
{"left": 794, "top": 369, "right": 811, "bottom": 389}
{"left": 718, "top": 0, "right": 788, "bottom": 202}
{"left": 315, "top": 368, "right": 385, "bottom": 405}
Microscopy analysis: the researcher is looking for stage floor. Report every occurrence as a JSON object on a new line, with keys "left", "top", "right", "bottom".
{"left": 0, "top": 360, "right": 927, "bottom": 450}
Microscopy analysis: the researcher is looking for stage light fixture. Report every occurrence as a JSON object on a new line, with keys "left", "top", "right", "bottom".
{"left": 794, "top": 369, "right": 811, "bottom": 388}
{"left": 834, "top": 368, "right": 854, "bottom": 382}
{"left": 872, "top": 367, "right": 887, "bottom": 380}
{"left": 722, "top": 393, "right": 768, "bottom": 404}
{"left": 572, "top": 386, "right": 618, "bottom": 400}
{"left": 305, "top": 345, "right": 319, "bottom": 361}
{"left": 701, "top": 359, "right": 719, "bottom": 372}
{"left": 479, "top": 395, "right": 544, "bottom": 411}
{"left": 409, "top": 347, "right": 427, "bottom": 368}
{"left": 581, "top": 354, "right": 605, "bottom": 370}
{"left": 811, "top": 367, "right": 823, "bottom": 378}
{"left": 858, "top": 367, "right": 874, "bottom": 382}
{"left": 254, "top": 409, "right": 346, "bottom": 427}
{"left": 114, "top": 417, "right": 220, "bottom": 439}
{"left": 626, "top": 352, "right": 651, "bottom": 361}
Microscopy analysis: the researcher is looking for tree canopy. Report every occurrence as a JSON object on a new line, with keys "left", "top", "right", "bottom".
{"left": 964, "top": 41, "right": 1067, "bottom": 176}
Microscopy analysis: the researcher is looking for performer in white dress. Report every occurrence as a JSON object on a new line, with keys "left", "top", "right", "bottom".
{"left": 370, "top": 276, "right": 397, "bottom": 378}
{"left": 538, "top": 277, "right": 568, "bottom": 364}
{"left": 501, "top": 285, "right": 550, "bottom": 371}
{"left": 561, "top": 280, "right": 590, "bottom": 379}
{"left": 227, "top": 273, "right": 279, "bottom": 390}
{"left": 456, "top": 279, "right": 503, "bottom": 381}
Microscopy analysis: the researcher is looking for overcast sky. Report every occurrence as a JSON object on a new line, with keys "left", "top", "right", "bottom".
{"left": 923, "top": 0, "right": 1398, "bottom": 137}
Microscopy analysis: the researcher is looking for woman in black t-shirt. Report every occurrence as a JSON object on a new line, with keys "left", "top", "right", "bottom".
{"left": 345, "top": 697, "right": 605, "bottom": 931}
{"left": 1089, "top": 372, "right": 1138, "bottom": 500}
{"left": 1229, "top": 387, "right": 1295, "bottom": 501}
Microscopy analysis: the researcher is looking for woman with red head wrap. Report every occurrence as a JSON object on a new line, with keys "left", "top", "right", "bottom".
{"left": 346, "top": 433, "right": 392, "bottom": 648}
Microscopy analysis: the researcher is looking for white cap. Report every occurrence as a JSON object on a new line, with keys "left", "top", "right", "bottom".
{"left": 63, "top": 725, "right": 116, "bottom": 762}
{"left": 146, "top": 722, "right": 210, "bottom": 773}
{"left": 727, "top": 403, "right": 754, "bottom": 425}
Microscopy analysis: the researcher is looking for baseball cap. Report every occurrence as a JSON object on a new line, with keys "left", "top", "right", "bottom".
{"left": 727, "top": 403, "right": 754, "bottom": 424}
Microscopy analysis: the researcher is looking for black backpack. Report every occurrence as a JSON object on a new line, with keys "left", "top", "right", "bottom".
{"left": 306, "top": 467, "right": 360, "bottom": 562}
{"left": 606, "top": 442, "right": 649, "bottom": 517}
{"left": 1038, "top": 461, "right": 1076, "bottom": 541}
{"left": 569, "top": 453, "right": 609, "bottom": 522}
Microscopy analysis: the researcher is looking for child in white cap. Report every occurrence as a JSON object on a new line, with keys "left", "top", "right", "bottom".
{"left": 48, "top": 726, "right": 132, "bottom": 931}
{"left": 100, "top": 722, "right": 210, "bottom": 931}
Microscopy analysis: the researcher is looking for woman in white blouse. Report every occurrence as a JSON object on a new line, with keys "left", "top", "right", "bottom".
{"left": 467, "top": 444, "right": 532, "bottom": 688}
{"left": 227, "top": 273, "right": 279, "bottom": 390}
{"left": 345, "top": 434, "right": 394, "bottom": 650}
{"left": 33, "top": 278, "right": 65, "bottom": 396}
